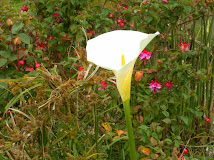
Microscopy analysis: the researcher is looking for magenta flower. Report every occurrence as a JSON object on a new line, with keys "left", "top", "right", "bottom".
{"left": 183, "top": 43, "right": 190, "bottom": 52}
{"left": 25, "top": 67, "right": 34, "bottom": 72}
{"left": 142, "top": 1, "right": 147, "bottom": 4}
{"left": 53, "top": 14, "right": 60, "bottom": 18}
{"left": 49, "top": 36, "right": 54, "bottom": 40}
{"left": 57, "top": 18, "right": 63, "bottom": 23}
{"left": 88, "top": 29, "right": 95, "bottom": 37}
{"left": 139, "top": 49, "right": 152, "bottom": 65}
{"left": 163, "top": 80, "right": 175, "bottom": 89}
{"left": 162, "top": 0, "right": 169, "bottom": 4}
{"left": 179, "top": 40, "right": 190, "bottom": 52}
{"left": 98, "top": 81, "right": 108, "bottom": 90}
{"left": 147, "top": 79, "right": 162, "bottom": 94}
{"left": 22, "top": 6, "right": 28, "bottom": 12}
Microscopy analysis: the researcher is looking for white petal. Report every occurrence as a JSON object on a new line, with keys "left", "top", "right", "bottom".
{"left": 86, "top": 30, "right": 159, "bottom": 71}
{"left": 113, "top": 58, "right": 137, "bottom": 101}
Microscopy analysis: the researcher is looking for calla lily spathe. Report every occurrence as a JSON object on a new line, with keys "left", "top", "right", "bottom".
{"left": 86, "top": 30, "right": 159, "bottom": 101}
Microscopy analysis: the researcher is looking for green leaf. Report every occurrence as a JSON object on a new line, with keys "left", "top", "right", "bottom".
{"left": 12, "top": 22, "right": 24, "bottom": 34}
{"left": 46, "top": 5, "right": 53, "bottom": 12}
{"left": 102, "top": 8, "right": 110, "bottom": 16}
{"left": 0, "top": 51, "right": 11, "bottom": 58}
{"left": 138, "top": 125, "right": 149, "bottom": 130}
{"left": 17, "top": 33, "right": 31, "bottom": 44}
{"left": 164, "top": 138, "right": 173, "bottom": 145}
{"left": 146, "top": 16, "right": 153, "bottom": 23}
{"left": 9, "top": 55, "right": 18, "bottom": 61}
{"left": 162, "top": 111, "right": 169, "bottom": 117}
{"left": 180, "top": 116, "right": 188, "bottom": 125}
{"left": 70, "top": 24, "right": 80, "bottom": 32}
{"left": 160, "top": 105, "right": 167, "bottom": 110}
{"left": 0, "top": 58, "right": 7, "bottom": 67}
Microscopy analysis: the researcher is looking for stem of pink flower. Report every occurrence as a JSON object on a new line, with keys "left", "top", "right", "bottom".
{"left": 123, "top": 99, "right": 137, "bottom": 160}
{"left": 17, "top": 46, "right": 19, "bottom": 72}
{"left": 10, "top": 29, "right": 15, "bottom": 51}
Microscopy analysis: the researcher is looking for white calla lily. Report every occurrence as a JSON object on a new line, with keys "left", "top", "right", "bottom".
{"left": 86, "top": 30, "right": 159, "bottom": 101}
{"left": 86, "top": 30, "right": 159, "bottom": 160}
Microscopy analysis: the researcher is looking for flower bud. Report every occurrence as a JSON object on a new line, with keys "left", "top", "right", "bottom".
{"left": 6, "top": 18, "right": 13, "bottom": 27}
{"left": 35, "top": 63, "right": 40, "bottom": 68}
{"left": 22, "top": 6, "right": 28, "bottom": 12}
{"left": 135, "top": 72, "right": 143, "bottom": 81}
{"left": 14, "top": 37, "right": 21, "bottom": 45}
{"left": 19, "top": 60, "right": 25, "bottom": 66}
{"left": 183, "top": 148, "right": 188, "bottom": 154}
{"left": 35, "top": 61, "right": 40, "bottom": 68}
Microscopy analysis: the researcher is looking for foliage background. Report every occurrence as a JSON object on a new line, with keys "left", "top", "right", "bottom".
{"left": 0, "top": 0, "right": 214, "bottom": 159}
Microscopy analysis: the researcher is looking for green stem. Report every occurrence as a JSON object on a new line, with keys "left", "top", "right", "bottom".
{"left": 123, "top": 99, "right": 137, "bottom": 160}
{"left": 94, "top": 104, "right": 98, "bottom": 156}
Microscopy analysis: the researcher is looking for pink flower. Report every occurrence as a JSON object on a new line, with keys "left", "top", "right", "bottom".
{"left": 35, "top": 61, "right": 40, "bottom": 68}
{"left": 25, "top": 67, "right": 34, "bottom": 72}
{"left": 130, "top": 22, "right": 134, "bottom": 28}
{"left": 123, "top": 5, "right": 128, "bottom": 10}
{"left": 179, "top": 40, "right": 190, "bottom": 52}
{"left": 78, "top": 66, "right": 84, "bottom": 71}
{"left": 53, "top": 14, "right": 60, "bottom": 18}
{"left": 77, "top": 75, "right": 82, "bottom": 80}
{"left": 163, "top": 80, "right": 175, "bottom": 89}
{"left": 147, "top": 79, "right": 162, "bottom": 94}
{"left": 98, "top": 81, "right": 108, "bottom": 90}
{"left": 139, "top": 49, "right": 152, "bottom": 65}
{"left": 204, "top": 115, "right": 210, "bottom": 123}
{"left": 162, "top": 0, "right": 169, "bottom": 4}
{"left": 29, "top": 17, "right": 33, "bottom": 20}
{"left": 109, "top": 14, "right": 113, "bottom": 18}
{"left": 57, "top": 18, "right": 62, "bottom": 23}
{"left": 19, "top": 58, "right": 25, "bottom": 66}
{"left": 88, "top": 29, "right": 95, "bottom": 37}
{"left": 183, "top": 43, "right": 190, "bottom": 51}
{"left": 183, "top": 148, "right": 188, "bottom": 155}
{"left": 58, "top": 53, "right": 61, "bottom": 59}
{"left": 22, "top": 6, "right": 28, "bottom": 12}
{"left": 111, "top": 79, "right": 116, "bottom": 86}
{"left": 119, "top": 22, "right": 124, "bottom": 28}
{"left": 142, "top": 1, "right": 147, "bottom": 4}
{"left": 49, "top": 36, "right": 54, "bottom": 40}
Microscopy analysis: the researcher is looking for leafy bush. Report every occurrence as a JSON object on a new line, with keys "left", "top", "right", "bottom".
{"left": 0, "top": 0, "right": 214, "bottom": 159}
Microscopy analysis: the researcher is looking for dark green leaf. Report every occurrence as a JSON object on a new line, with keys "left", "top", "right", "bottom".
{"left": 0, "top": 51, "right": 11, "bottom": 58}
{"left": 180, "top": 116, "right": 188, "bottom": 125}
{"left": 17, "top": 33, "right": 31, "bottom": 44}
{"left": 12, "top": 22, "right": 24, "bottom": 34}
{"left": 0, "top": 58, "right": 7, "bottom": 67}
